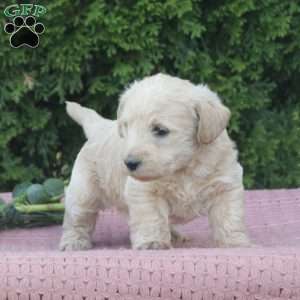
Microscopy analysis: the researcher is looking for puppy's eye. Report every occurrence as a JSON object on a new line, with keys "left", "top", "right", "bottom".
{"left": 152, "top": 125, "right": 170, "bottom": 137}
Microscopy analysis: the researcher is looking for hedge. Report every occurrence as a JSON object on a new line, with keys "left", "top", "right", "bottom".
{"left": 0, "top": 0, "right": 299, "bottom": 191}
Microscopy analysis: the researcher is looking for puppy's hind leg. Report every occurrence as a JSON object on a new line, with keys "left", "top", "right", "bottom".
{"left": 59, "top": 146, "right": 102, "bottom": 251}
{"left": 208, "top": 187, "right": 251, "bottom": 248}
{"left": 59, "top": 207, "right": 98, "bottom": 251}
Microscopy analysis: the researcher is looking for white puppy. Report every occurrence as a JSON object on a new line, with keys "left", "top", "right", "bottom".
{"left": 59, "top": 73, "right": 250, "bottom": 251}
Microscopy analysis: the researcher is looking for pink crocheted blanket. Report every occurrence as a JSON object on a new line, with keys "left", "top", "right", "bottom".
{"left": 0, "top": 189, "right": 300, "bottom": 300}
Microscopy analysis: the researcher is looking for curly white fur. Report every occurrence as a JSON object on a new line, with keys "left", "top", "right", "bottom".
{"left": 59, "top": 73, "right": 250, "bottom": 251}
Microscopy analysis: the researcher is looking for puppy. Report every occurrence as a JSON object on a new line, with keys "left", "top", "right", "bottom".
{"left": 59, "top": 73, "right": 250, "bottom": 251}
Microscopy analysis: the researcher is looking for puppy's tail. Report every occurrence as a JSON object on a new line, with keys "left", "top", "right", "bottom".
{"left": 66, "top": 101, "right": 107, "bottom": 141}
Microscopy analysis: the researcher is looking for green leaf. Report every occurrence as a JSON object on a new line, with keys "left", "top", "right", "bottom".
{"left": 26, "top": 184, "right": 49, "bottom": 204}
{"left": 12, "top": 181, "right": 32, "bottom": 198}
{"left": 43, "top": 178, "right": 65, "bottom": 198}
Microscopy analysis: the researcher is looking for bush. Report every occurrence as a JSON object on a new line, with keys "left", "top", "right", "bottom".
{"left": 0, "top": 0, "right": 299, "bottom": 191}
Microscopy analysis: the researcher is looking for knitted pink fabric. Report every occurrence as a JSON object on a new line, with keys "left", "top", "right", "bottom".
{"left": 0, "top": 189, "right": 300, "bottom": 299}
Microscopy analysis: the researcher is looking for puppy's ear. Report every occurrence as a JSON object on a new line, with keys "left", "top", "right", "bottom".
{"left": 117, "top": 98, "right": 125, "bottom": 119}
{"left": 194, "top": 86, "right": 231, "bottom": 144}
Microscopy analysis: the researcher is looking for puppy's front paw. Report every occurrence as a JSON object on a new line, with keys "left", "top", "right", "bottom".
{"left": 59, "top": 237, "right": 92, "bottom": 251}
{"left": 136, "top": 241, "right": 170, "bottom": 250}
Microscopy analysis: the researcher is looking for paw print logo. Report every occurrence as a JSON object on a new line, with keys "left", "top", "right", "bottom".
{"left": 4, "top": 16, "right": 45, "bottom": 48}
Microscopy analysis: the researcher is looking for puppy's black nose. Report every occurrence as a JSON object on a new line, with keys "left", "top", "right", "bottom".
{"left": 124, "top": 158, "right": 141, "bottom": 171}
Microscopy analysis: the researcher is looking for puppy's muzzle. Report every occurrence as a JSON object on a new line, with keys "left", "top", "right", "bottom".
{"left": 124, "top": 156, "right": 142, "bottom": 171}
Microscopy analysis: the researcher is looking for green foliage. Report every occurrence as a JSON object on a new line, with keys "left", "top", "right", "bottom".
{"left": 0, "top": 0, "right": 299, "bottom": 190}
{"left": 12, "top": 181, "right": 31, "bottom": 198}
{"left": 0, "top": 178, "right": 65, "bottom": 229}
{"left": 12, "top": 178, "right": 65, "bottom": 204}
{"left": 43, "top": 178, "right": 64, "bottom": 198}
{"left": 26, "top": 184, "right": 49, "bottom": 204}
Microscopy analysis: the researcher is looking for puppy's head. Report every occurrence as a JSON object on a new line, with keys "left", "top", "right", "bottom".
{"left": 117, "top": 73, "right": 230, "bottom": 181}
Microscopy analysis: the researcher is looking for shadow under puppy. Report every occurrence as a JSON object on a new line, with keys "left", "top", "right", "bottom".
{"left": 59, "top": 73, "right": 250, "bottom": 251}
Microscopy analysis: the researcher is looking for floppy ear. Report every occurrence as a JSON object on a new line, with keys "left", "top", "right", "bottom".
{"left": 194, "top": 86, "right": 231, "bottom": 144}
{"left": 117, "top": 98, "right": 125, "bottom": 120}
